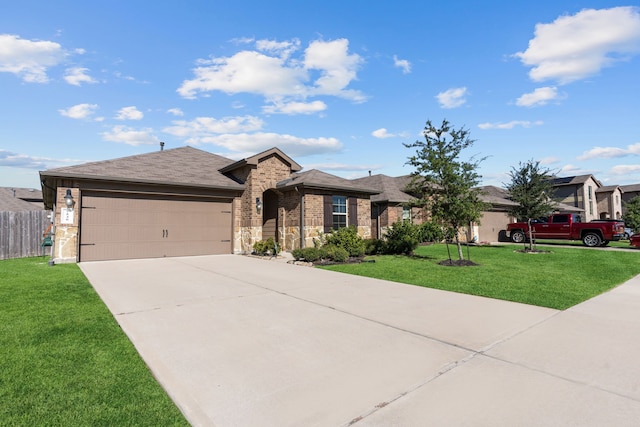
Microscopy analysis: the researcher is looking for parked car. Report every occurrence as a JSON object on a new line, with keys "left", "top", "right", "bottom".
{"left": 630, "top": 233, "right": 640, "bottom": 248}
{"left": 507, "top": 213, "right": 626, "bottom": 247}
{"left": 623, "top": 227, "right": 634, "bottom": 240}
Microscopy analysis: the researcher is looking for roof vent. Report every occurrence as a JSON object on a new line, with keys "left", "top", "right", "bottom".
{"left": 160, "top": 141, "right": 165, "bottom": 151}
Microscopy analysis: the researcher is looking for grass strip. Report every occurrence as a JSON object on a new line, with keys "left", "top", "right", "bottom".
{"left": 319, "top": 244, "right": 640, "bottom": 310}
{"left": 0, "top": 257, "right": 188, "bottom": 426}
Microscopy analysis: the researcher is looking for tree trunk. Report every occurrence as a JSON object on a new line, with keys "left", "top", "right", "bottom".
{"left": 455, "top": 235, "right": 464, "bottom": 261}
{"left": 527, "top": 218, "right": 534, "bottom": 251}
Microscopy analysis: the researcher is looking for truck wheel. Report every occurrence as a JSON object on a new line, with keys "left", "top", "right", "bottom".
{"left": 582, "top": 232, "right": 602, "bottom": 247}
{"left": 511, "top": 230, "right": 526, "bottom": 243}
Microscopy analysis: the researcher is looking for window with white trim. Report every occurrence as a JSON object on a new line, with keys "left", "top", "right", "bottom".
{"left": 402, "top": 206, "right": 411, "bottom": 222}
{"left": 332, "top": 196, "right": 347, "bottom": 230}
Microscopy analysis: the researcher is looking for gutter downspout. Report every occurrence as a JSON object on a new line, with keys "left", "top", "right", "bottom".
{"left": 299, "top": 188, "right": 305, "bottom": 249}
{"left": 295, "top": 186, "right": 305, "bottom": 249}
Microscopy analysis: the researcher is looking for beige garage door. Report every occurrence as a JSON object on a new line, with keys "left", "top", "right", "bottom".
{"left": 80, "top": 193, "right": 232, "bottom": 262}
{"left": 477, "top": 211, "right": 510, "bottom": 242}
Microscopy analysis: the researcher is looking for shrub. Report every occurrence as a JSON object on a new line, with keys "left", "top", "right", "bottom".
{"left": 325, "top": 226, "right": 365, "bottom": 257}
{"left": 364, "top": 238, "right": 386, "bottom": 255}
{"left": 384, "top": 221, "right": 419, "bottom": 255}
{"left": 294, "top": 247, "right": 321, "bottom": 262}
{"left": 291, "top": 248, "right": 304, "bottom": 260}
{"left": 416, "top": 220, "right": 445, "bottom": 243}
{"left": 320, "top": 244, "right": 350, "bottom": 263}
{"left": 252, "top": 237, "right": 280, "bottom": 256}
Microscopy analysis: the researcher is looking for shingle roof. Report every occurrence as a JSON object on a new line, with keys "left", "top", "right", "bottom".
{"left": 621, "top": 184, "right": 640, "bottom": 193}
{"left": 476, "top": 185, "right": 518, "bottom": 207}
{"left": 276, "top": 169, "right": 378, "bottom": 194}
{"left": 0, "top": 187, "right": 45, "bottom": 211}
{"left": 351, "top": 174, "right": 414, "bottom": 203}
{"left": 40, "top": 146, "right": 243, "bottom": 190}
{"left": 596, "top": 185, "right": 621, "bottom": 193}
{"left": 551, "top": 174, "right": 601, "bottom": 187}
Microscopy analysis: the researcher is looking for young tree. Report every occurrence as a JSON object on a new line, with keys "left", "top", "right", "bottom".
{"left": 623, "top": 196, "right": 640, "bottom": 233}
{"left": 405, "top": 119, "right": 487, "bottom": 262}
{"left": 504, "top": 160, "right": 557, "bottom": 251}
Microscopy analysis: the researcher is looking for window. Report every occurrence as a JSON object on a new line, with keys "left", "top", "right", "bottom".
{"left": 552, "top": 215, "right": 569, "bottom": 223}
{"left": 402, "top": 206, "right": 411, "bottom": 222}
{"left": 589, "top": 201, "right": 593, "bottom": 216}
{"left": 588, "top": 186, "right": 592, "bottom": 200}
{"left": 332, "top": 196, "right": 347, "bottom": 230}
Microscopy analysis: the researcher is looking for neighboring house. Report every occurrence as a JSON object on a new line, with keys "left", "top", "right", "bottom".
{"left": 595, "top": 185, "right": 623, "bottom": 219}
{"left": 621, "top": 184, "right": 640, "bottom": 213}
{"left": 0, "top": 187, "right": 51, "bottom": 260}
{"left": 472, "top": 186, "right": 518, "bottom": 243}
{"left": 352, "top": 174, "right": 422, "bottom": 239}
{"left": 551, "top": 175, "right": 602, "bottom": 222}
{"left": 0, "top": 187, "right": 46, "bottom": 211}
{"left": 40, "top": 146, "right": 378, "bottom": 263}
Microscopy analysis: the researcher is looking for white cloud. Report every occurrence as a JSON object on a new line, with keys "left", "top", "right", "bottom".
{"left": 578, "top": 142, "right": 640, "bottom": 160}
{"left": 115, "top": 106, "right": 144, "bottom": 120}
{"left": 163, "top": 115, "right": 264, "bottom": 140}
{"left": 393, "top": 55, "right": 411, "bottom": 74}
{"left": 0, "top": 34, "right": 67, "bottom": 83}
{"left": 610, "top": 164, "right": 640, "bottom": 175}
{"left": 167, "top": 108, "right": 184, "bottom": 116}
{"left": 478, "top": 120, "right": 543, "bottom": 130}
{"left": 516, "top": 86, "right": 562, "bottom": 107}
{"left": 64, "top": 67, "right": 97, "bottom": 86}
{"left": 262, "top": 100, "right": 327, "bottom": 115}
{"left": 199, "top": 132, "right": 342, "bottom": 157}
{"left": 559, "top": 164, "right": 596, "bottom": 176}
{"left": 177, "top": 38, "right": 365, "bottom": 108}
{"left": 102, "top": 125, "right": 159, "bottom": 146}
{"left": 540, "top": 156, "right": 560, "bottom": 165}
{"left": 372, "top": 128, "right": 397, "bottom": 138}
{"left": 304, "top": 39, "right": 365, "bottom": 101}
{"left": 178, "top": 49, "right": 306, "bottom": 99}
{"left": 436, "top": 87, "right": 468, "bottom": 109}
{"left": 0, "top": 149, "right": 48, "bottom": 169}
{"left": 255, "top": 38, "right": 301, "bottom": 59}
{"left": 515, "top": 7, "right": 640, "bottom": 84}
{"left": 58, "top": 103, "right": 99, "bottom": 119}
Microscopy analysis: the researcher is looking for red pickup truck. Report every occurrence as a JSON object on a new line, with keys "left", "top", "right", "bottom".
{"left": 507, "top": 213, "right": 626, "bottom": 247}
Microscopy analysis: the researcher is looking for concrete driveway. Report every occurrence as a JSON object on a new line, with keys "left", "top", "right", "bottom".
{"left": 80, "top": 255, "right": 640, "bottom": 426}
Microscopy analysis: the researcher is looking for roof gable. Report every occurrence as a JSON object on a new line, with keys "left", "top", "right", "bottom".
{"left": 219, "top": 147, "right": 302, "bottom": 174}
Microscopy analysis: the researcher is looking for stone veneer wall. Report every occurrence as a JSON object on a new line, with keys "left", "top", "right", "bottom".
{"left": 52, "top": 186, "right": 80, "bottom": 263}
{"left": 233, "top": 154, "right": 294, "bottom": 253}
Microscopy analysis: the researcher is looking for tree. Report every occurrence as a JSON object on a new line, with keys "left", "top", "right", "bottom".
{"left": 405, "top": 119, "right": 487, "bottom": 263}
{"left": 504, "top": 160, "right": 557, "bottom": 251}
{"left": 623, "top": 196, "right": 640, "bottom": 233}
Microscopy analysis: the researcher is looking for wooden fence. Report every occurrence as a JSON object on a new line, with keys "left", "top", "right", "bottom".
{"left": 0, "top": 210, "right": 51, "bottom": 260}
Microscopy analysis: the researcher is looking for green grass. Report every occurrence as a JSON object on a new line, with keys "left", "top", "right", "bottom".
{"left": 319, "top": 244, "right": 640, "bottom": 310}
{"left": 0, "top": 257, "right": 188, "bottom": 426}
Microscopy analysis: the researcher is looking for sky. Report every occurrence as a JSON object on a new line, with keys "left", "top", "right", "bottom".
{"left": 1, "top": 1, "right": 640, "bottom": 191}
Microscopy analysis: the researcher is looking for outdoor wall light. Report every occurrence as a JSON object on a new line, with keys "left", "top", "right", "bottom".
{"left": 256, "top": 197, "right": 262, "bottom": 214}
{"left": 64, "top": 189, "right": 75, "bottom": 209}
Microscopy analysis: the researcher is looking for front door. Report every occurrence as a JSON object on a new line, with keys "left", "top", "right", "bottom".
{"left": 262, "top": 190, "right": 278, "bottom": 242}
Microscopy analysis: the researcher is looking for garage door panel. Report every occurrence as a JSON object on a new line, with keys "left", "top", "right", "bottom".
{"left": 80, "top": 194, "right": 232, "bottom": 261}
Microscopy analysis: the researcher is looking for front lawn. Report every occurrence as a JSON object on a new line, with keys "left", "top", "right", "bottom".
{"left": 0, "top": 257, "right": 188, "bottom": 426}
{"left": 319, "top": 244, "right": 640, "bottom": 310}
